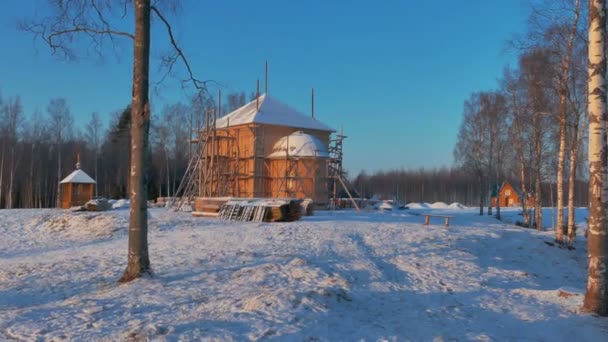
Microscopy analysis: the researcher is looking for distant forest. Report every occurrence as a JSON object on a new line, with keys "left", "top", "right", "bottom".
{"left": 350, "top": 168, "right": 588, "bottom": 207}
{"left": 0, "top": 90, "right": 253, "bottom": 208}
{"left": 0, "top": 85, "right": 590, "bottom": 209}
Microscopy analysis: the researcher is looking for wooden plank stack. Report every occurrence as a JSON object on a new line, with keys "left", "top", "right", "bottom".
{"left": 215, "top": 198, "right": 303, "bottom": 222}
{"left": 192, "top": 197, "right": 232, "bottom": 217}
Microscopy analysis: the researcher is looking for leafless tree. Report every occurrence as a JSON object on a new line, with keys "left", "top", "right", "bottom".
{"left": 518, "top": 48, "right": 557, "bottom": 229}
{"left": 502, "top": 66, "right": 534, "bottom": 226}
{"left": 21, "top": 0, "right": 207, "bottom": 282}
{"left": 454, "top": 93, "right": 489, "bottom": 215}
{"left": 85, "top": 112, "right": 103, "bottom": 196}
{"left": 46, "top": 98, "right": 73, "bottom": 208}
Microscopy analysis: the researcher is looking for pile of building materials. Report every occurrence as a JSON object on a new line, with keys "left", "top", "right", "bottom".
{"left": 213, "top": 198, "right": 303, "bottom": 222}
{"left": 192, "top": 197, "right": 233, "bottom": 217}
{"left": 192, "top": 197, "right": 305, "bottom": 222}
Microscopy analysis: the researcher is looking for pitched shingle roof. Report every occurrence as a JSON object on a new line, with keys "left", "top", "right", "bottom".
{"left": 60, "top": 169, "right": 96, "bottom": 184}
{"left": 214, "top": 94, "right": 334, "bottom": 132}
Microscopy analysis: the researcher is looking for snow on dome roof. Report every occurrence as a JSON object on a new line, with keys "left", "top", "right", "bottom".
{"left": 214, "top": 94, "right": 334, "bottom": 132}
{"left": 267, "top": 131, "right": 330, "bottom": 158}
{"left": 60, "top": 169, "right": 96, "bottom": 184}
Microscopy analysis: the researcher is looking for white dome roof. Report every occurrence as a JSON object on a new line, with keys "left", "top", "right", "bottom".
{"left": 267, "top": 131, "right": 329, "bottom": 159}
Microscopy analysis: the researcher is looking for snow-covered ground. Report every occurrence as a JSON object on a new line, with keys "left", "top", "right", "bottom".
{"left": 0, "top": 206, "right": 606, "bottom": 341}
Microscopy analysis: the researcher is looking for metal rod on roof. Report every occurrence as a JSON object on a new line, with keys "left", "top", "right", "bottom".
{"left": 218, "top": 88, "right": 222, "bottom": 117}
{"left": 256, "top": 79, "right": 260, "bottom": 111}
{"left": 311, "top": 88, "right": 315, "bottom": 119}
{"left": 265, "top": 60, "right": 268, "bottom": 95}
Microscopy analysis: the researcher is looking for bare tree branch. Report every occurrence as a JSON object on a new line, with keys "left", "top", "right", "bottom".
{"left": 47, "top": 27, "right": 134, "bottom": 44}
{"left": 150, "top": 5, "right": 214, "bottom": 92}
{"left": 19, "top": 0, "right": 134, "bottom": 60}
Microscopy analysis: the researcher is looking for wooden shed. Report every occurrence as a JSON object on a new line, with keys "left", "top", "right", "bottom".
{"left": 491, "top": 181, "right": 535, "bottom": 208}
{"left": 59, "top": 167, "right": 96, "bottom": 209}
{"left": 197, "top": 94, "right": 334, "bottom": 206}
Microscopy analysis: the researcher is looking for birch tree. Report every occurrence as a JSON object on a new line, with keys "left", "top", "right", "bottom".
{"left": 46, "top": 98, "right": 73, "bottom": 208}
{"left": 22, "top": 0, "right": 206, "bottom": 282}
{"left": 0, "top": 93, "right": 5, "bottom": 208}
{"left": 554, "top": 0, "right": 581, "bottom": 243}
{"left": 518, "top": 48, "right": 556, "bottom": 229}
{"left": 454, "top": 93, "right": 489, "bottom": 215}
{"left": 85, "top": 112, "right": 103, "bottom": 196}
{"left": 567, "top": 42, "right": 590, "bottom": 243}
{"left": 4, "top": 97, "right": 24, "bottom": 209}
{"left": 583, "top": 0, "right": 608, "bottom": 315}
{"left": 502, "top": 67, "right": 534, "bottom": 226}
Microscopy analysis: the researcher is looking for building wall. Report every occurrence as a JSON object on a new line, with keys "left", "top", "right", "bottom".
{"left": 265, "top": 158, "right": 329, "bottom": 204}
{"left": 60, "top": 183, "right": 94, "bottom": 209}
{"left": 199, "top": 123, "right": 332, "bottom": 203}
{"left": 491, "top": 183, "right": 520, "bottom": 207}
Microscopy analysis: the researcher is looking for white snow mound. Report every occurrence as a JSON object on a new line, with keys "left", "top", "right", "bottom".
{"left": 430, "top": 202, "right": 449, "bottom": 209}
{"left": 26, "top": 213, "right": 123, "bottom": 239}
{"left": 111, "top": 199, "right": 129, "bottom": 209}
{"left": 449, "top": 202, "right": 467, "bottom": 209}
{"left": 406, "top": 202, "right": 430, "bottom": 209}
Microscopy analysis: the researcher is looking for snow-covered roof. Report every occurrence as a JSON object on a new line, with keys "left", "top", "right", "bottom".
{"left": 214, "top": 94, "right": 335, "bottom": 132}
{"left": 267, "top": 131, "right": 330, "bottom": 159}
{"left": 60, "top": 169, "right": 96, "bottom": 184}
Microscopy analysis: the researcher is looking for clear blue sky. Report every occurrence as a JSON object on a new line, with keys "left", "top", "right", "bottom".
{"left": 0, "top": 0, "right": 527, "bottom": 174}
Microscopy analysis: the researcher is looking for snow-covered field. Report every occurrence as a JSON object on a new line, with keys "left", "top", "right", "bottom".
{"left": 0, "top": 206, "right": 607, "bottom": 341}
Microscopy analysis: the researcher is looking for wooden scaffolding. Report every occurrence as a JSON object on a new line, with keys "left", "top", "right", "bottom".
{"left": 328, "top": 128, "right": 359, "bottom": 210}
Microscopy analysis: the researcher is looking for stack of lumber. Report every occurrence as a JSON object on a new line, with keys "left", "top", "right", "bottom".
{"left": 192, "top": 197, "right": 232, "bottom": 217}
{"left": 217, "top": 198, "right": 303, "bottom": 222}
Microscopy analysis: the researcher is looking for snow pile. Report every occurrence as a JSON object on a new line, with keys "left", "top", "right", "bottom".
{"left": 449, "top": 202, "right": 467, "bottom": 209}
{"left": 110, "top": 199, "right": 129, "bottom": 209}
{"left": 0, "top": 207, "right": 605, "bottom": 340}
{"left": 26, "top": 213, "right": 124, "bottom": 239}
{"left": 406, "top": 202, "right": 430, "bottom": 209}
{"left": 376, "top": 201, "right": 394, "bottom": 211}
{"left": 429, "top": 202, "right": 449, "bottom": 209}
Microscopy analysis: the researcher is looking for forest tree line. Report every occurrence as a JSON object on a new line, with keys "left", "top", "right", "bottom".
{"left": 350, "top": 167, "right": 588, "bottom": 208}
{"left": 0, "top": 90, "right": 252, "bottom": 209}
{"left": 351, "top": 0, "right": 589, "bottom": 240}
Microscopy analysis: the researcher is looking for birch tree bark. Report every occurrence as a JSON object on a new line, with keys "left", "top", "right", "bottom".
{"left": 120, "top": 0, "right": 152, "bottom": 282}
{"left": 583, "top": 0, "right": 608, "bottom": 315}
{"left": 556, "top": 0, "right": 581, "bottom": 243}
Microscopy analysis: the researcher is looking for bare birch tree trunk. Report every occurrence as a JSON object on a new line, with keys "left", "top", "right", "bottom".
{"left": 556, "top": 0, "right": 581, "bottom": 243}
{"left": 583, "top": 0, "right": 608, "bottom": 315}
{"left": 567, "top": 137, "right": 579, "bottom": 241}
{"left": 0, "top": 149, "right": 4, "bottom": 209}
{"left": 534, "top": 120, "right": 543, "bottom": 230}
{"left": 56, "top": 144, "right": 61, "bottom": 208}
{"left": 120, "top": 0, "right": 151, "bottom": 282}
{"left": 567, "top": 112, "right": 587, "bottom": 243}
{"left": 29, "top": 143, "right": 35, "bottom": 207}
{"left": 479, "top": 172, "right": 484, "bottom": 216}
{"left": 8, "top": 151, "right": 14, "bottom": 209}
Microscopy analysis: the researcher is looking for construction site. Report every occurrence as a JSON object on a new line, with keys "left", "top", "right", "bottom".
{"left": 173, "top": 79, "right": 357, "bottom": 221}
